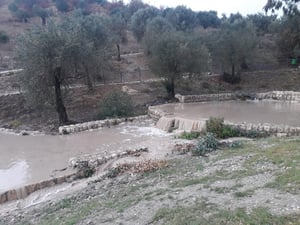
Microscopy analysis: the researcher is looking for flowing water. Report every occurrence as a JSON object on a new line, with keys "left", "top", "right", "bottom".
{"left": 0, "top": 120, "right": 172, "bottom": 193}
{"left": 3, "top": 100, "right": 300, "bottom": 194}
{"left": 154, "top": 100, "right": 300, "bottom": 131}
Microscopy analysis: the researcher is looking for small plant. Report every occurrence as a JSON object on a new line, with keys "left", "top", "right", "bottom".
{"left": 206, "top": 117, "right": 238, "bottom": 139}
{"left": 206, "top": 117, "right": 267, "bottom": 139}
{"left": 179, "top": 131, "right": 201, "bottom": 140}
{"left": 98, "top": 90, "right": 134, "bottom": 119}
{"left": 228, "top": 140, "right": 244, "bottom": 149}
{"left": 192, "top": 133, "right": 219, "bottom": 156}
{"left": 206, "top": 117, "right": 224, "bottom": 137}
{"left": 9, "top": 119, "right": 21, "bottom": 129}
{"left": 0, "top": 30, "right": 9, "bottom": 44}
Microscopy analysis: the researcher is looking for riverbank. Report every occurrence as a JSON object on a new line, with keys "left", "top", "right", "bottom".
{"left": 1, "top": 136, "right": 300, "bottom": 224}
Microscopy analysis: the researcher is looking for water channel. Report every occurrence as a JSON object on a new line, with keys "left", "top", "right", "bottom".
{"left": 154, "top": 100, "right": 300, "bottom": 127}
{"left": 2, "top": 99, "right": 300, "bottom": 194}
{"left": 0, "top": 120, "right": 171, "bottom": 193}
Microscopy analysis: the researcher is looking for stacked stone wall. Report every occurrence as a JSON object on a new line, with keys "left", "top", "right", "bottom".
{"left": 58, "top": 115, "right": 148, "bottom": 135}
{"left": 150, "top": 92, "right": 300, "bottom": 137}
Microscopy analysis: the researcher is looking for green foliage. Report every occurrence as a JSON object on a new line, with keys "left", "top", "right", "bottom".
{"left": 192, "top": 133, "right": 219, "bottom": 156}
{"left": 131, "top": 6, "right": 160, "bottom": 41}
{"left": 247, "top": 13, "right": 277, "bottom": 35}
{"left": 275, "top": 15, "right": 300, "bottom": 58}
{"left": 209, "top": 19, "right": 257, "bottom": 80}
{"left": 178, "top": 131, "right": 201, "bottom": 140}
{"left": 98, "top": 90, "right": 134, "bottom": 119}
{"left": 146, "top": 30, "right": 208, "bottom": 97}
{"left": 196, "top": 10, "right": 221, "bottom": 28}
{"left": 264, "top": 0, "right": 300, "bottom": 15}
{"left": 8, "top": 0, "right": 52, "bottom": 24}
{"left": 54, "top": 0, "right": 69, "bottom": 12}
{"left": 206, "top": 117, "right": 229, "bottom": 138}
{"left": 227, "top": 140, "right": 244, "bottom": 149}
{"left": 0, "top": 31, "right": 9, "bottom": 44}
{"left": 206, "top": 117, "right": 269, "bottom": 139}
{"left": 164, "top": 6, "right": 197, "bottom": 31}
{"left": 143, "top": 16, "right": 174, "bottom": 54}
{"left": 17, "top": 13, "right": 112, "bottom": 123}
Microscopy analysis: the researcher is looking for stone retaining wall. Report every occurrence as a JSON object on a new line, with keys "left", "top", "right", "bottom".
{"left": 256, "top": 91, "right": 300, "bottom": 102}
{"left": 58, "top": 115, "right": 149, "bottom": 135}
{"left": 175, "top": 91, "right": 300, "bottom": 103}
{"left": 0, "top": 173, "right": 77, "bottom": 204}
{"left": 69, "top": 148, "right": 149, "bottom": 169}
{"left": 226, "top": 122, "right": 300, "bottom": 137}
{"left": 0, "top": 147, "right": 149, "bottom": 204}
{"left": 175, "top": 93, "right": 235, "bottom": 103}
{"left": 150, "top": 92, "right": 300, "bottom": 137}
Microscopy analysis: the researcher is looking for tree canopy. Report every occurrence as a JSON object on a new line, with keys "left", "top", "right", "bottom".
{"left": 146, "top": 30, "right": 208, "bottom": 97}
{"left": 264, "top": 0, "right": 300, "bottom": 15}
{"left": 130, "top": 6, "right": 160, "bottom": 41}
{"left": 209, "top": 20, "right": 257, "bottom": 82}
{"left": 17, "top": 13, "right": 112, "bottom": 124}
{"left": 8, "top": 0, "right": 52, "bottom": 24}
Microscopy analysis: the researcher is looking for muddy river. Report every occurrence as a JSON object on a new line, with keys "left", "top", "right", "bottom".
{"left": 0, "top": 120, "right": 171, "bottom": 192}
{"left": 2, "top": 100, "right": 300, "bottom": 193}
{"left": 154, "top": 100, "right": 300, "bottom": 127}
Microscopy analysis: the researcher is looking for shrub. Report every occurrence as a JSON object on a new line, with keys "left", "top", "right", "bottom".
{"left": 179, "top": 131, "right": 201, "bottom": 140}
{"left": 222, "top": 72, "right": 241, "bottom": 84}
{"left": 98, "top": 90, "right": 134, "bottom": 119}
{"left": 0, "top": 31, "right": 9, "bottom": 44}
{"left": 221, "top": 124, "right": 239, "bottom": 138}
{"left": 206, "top": 117, "right": 226, "bottom": 138}
{"left": 206, "top": 117, "right": 270, "bottom": 139}
{"left": 192, "top": 133, "right": 219, "bottom": 156}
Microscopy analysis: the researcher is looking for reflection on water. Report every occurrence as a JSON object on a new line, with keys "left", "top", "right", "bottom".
{"left": 0, "top": 160, "right": 29, "bottom": 191}
{"left": 155, "top": 100, "right": 300, "bottom": 127}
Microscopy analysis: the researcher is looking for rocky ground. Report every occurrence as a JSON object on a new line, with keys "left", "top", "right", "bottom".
{"left": 1, "top": 136, "right": 300, "bottom": 225}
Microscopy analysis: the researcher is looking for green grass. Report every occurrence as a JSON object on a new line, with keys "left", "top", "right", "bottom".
{"left": 152, "top": 205, "right": 300, "bottom": 225}
{"left": 39, "top": 199, "right": 98, "bottom": 225}
{"left": 178, "top": 131, "right": 201, "bottom": 140}
{"left": 247, "top": 138, "right": 300, "bottom": 194}
{"left": 233, "top": 189, "right": 255, "bottom": 198}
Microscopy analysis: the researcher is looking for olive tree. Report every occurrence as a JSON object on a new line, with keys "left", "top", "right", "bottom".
{"left": 17, "top": 14, "right": 111, "bottom": 125}
{"left": 146, "top": 30, "right": 209, "bottom": 98}
{"left": 209, "top": 20, "right": 257, "bottom": 82}
{"left": 164, "top": 6, "right": 197, "bottom": 31}
{"left": 264, "top": 0, "right": 300, "bottom": 15}
{"left": 8, "top": 0, "right": 52, "bottom": 25}
{"left": 130, "top": 6, "right": 160, "bottom": 41}
{"left": 143, "top": 16, "right": 175, "bottom": 55}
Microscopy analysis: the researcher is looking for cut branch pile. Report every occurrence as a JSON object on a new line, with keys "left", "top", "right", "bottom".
{"left": 107, "top": 159, "right": 168, "bottom": 178}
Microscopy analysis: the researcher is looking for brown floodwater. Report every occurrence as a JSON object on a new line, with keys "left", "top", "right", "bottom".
{"left": 0, "top": 120, "right": 172, "bottom": 192}
{"left": 154, "top": 100, "right": 300, "bottom": 127}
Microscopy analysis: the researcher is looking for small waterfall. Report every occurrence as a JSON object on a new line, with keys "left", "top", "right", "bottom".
{"left": 156, "top": 116, "right": 206, "bottom": 132}
{"left": 156, "top": 117, "right": 175, "bottom": 132}
{"left": 174, "top": 118, "right": 206, "bottom": 131}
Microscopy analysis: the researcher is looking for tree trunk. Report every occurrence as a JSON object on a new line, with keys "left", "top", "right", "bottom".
{"left": 116, "top": 44, "right": 121, "bottom": 61}
{"left": 54, "top": 67, "right": 69, "bottom": 125}
{"left": 165, "top": 76, "right": 175, "bottom": 99}
{"left": 83, "top": 64, "right": 93, "bottom": 91}
{"left": 42, "top": 17, "right": 46, "bottom": 26}
{"left": 170, "top": 76, "right": 175, "bottom": 98}
{"left": 231, "top": 64, "right": 235, "bottom": 77}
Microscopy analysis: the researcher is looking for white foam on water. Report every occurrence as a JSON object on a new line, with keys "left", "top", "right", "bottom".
{"left": 0, "top": 160, "right": 29, "bottom": 192}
